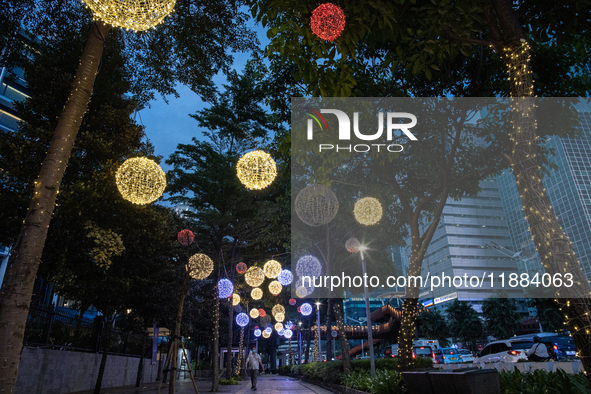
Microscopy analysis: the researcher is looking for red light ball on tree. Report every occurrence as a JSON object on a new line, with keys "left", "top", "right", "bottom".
{"left": 297, "top": 306, "right": 301, "bottom": 313}
{"left": 258, "top": 309, "right": 266, "bottom": 317}
{"left": 236, "top": 262, "right": 247, "bottom": 274}
{"left": 177, "top": 229, "right": 195, "bottom": 246}
{"left": 289, "top": 298, "right": 296, "bottom": 306}
{"left": 310, "top": 3, "right": 346, "bottom": 42}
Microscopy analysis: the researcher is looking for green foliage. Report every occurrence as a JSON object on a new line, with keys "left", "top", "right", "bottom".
{"left": 418, "top": 310, "right": 449, "bottom": 347}
{"left": 341, "top": 369, "right": 406, "bottom": 394}
{"left": 499, "top": 369, "right": 590, "bottom": 394}
{"left": 278, "top": 365, "right": 291, "bottom": 375}
{"left": 481, "top": 298, "right": 521, "bottom": 340}
{"left": 446, "top": 300, "right": 483, "bottom": 350}
{"left": 219, "top": 377, "right": 241, "bottom": 385}
{"left": 529, "top": 299, "right": 565, "bottom": 333}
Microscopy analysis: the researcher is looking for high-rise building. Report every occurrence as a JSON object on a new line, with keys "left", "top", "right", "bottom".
{"left": 497, "top": 112, "right": 591, "bottom": 280}
{"left": 0, "top": 36, "right": 30, "bottom": 132}
{"left": 399, "top": 178, "right": 523, "bottom": 312}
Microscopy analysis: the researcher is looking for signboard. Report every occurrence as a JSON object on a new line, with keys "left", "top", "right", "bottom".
{"left": 151, "top": 322, "right": 159, "bottom": 364}
{"left": 434, "top": 292, "right": 457, "bottom": 305}
{"left": 331, "top": 330, "right": 338, "bottom": 338}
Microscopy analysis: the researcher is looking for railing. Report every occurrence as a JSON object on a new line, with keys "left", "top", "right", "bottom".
{"left": 24, "top": 304, "right": 151, "bottom": 357}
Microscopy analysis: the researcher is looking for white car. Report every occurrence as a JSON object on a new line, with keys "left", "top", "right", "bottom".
{"left": 459, "top": 349, "right": 474, "bottom": 363}
{"left": 473, "top": 339, "right": 532, "bottom": 363}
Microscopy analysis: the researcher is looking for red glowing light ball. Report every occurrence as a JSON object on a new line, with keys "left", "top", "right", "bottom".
{"left": 310, "top": 3, "right": 346, "bottom": 42}
{"left": 236, "top": 262, "right": 247, "bottom": 274}
{"left": 297, "top": 306, "right": 301, "bottom": 313}
{"left": 177, "top": 229, "right": 195, "bottom": 246}
{"left": 289, "top": 298, "right": 297, "bottom": 306}
{"left": 255, "top": 326, "right": 259, "bottom": 329}
{"left": 259, "top": 309, "right": 267, "bottom": 317}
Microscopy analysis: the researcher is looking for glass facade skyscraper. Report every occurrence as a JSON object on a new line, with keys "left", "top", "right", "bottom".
{"left": 497, "top": 112, "right": 591, "bottom": 280}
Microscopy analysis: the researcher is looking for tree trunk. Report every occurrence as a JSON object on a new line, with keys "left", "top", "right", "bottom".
{"left": 333, "top": 301, "right": 351, "bottom": 373}
{"left": 0, "top": 21, "right": 110, "bottom": 393}
{"left": 211, "top": 280, "right": 220, "bottom": 392}
{"left": 226, "top": 297, "right": 233, "bottom": 379}
{"left": 94, "top": 313, "right": 113, "bottom": 394}
{"left": 487, "top": 0, "right": 591, "bottom": 384}
{"left": 325, "top": 298, "right": 333, "bottom": 362}
{"left": 170, "top": 274, "right": 190, "bottom": 394}
{"left": 305, "top": 316, "right": 311, "bottom": 363}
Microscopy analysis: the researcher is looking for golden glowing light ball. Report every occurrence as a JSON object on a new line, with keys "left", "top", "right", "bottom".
{"left": 275, "top": 323, "right": 283, "bottom": 331}
{"left": 251, "top": 288, "right": 263, "bottom": 300}
{"left": 272, "top": 304, "right": 285, "bottom": 317}
{"left": 295, "top": 184, "right": 339, "bottom": 227}
{"left": 250, "top": 308, "right": 260, "bottom": 319}
{"left": 354, "top": 197, "right": 383, "bottom": 226}
{"left": 263, "top": 260, "right": 282, "bottom": 279}
{"left": 82, "top": 0, "right": 176, "bottom": 31}
{"left": 262, "top": 330, "right": 271, "bottom": 338}
{"left": 232, "top": 293, "right": 240, "bottom": 306}
{"left": 245, "top": 266, "right": 265, "bottom": 287}
{"left": 268, "top": 280, "right": 282, "bottom": 296}
{"left": 236, "top": 150, "right": 277, "bottom": 190}
{"left": 295, "top": 286, "right": 307, "bottom": 298}
{"left": 275, "top": 312, "right": 285, "bottom": 322}
{"left": 186, "top": 253, "right": 214, "bottom": 280}
{"left": 116, "top": 157, "right": 166, "bottom": 204}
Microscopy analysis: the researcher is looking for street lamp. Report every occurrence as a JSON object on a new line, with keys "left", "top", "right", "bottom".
{"left": 316, "top": 302, "right": 322, "bottom": 362}
{"left": 358, "top": 245, "right": 376, "bottom": 378}
{"left": 298, "top": 322, "right": 303, "bottom": 365}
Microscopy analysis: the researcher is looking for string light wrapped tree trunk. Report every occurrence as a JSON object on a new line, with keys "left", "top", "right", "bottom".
{"left": 0, "top": 21, "right": 110, "bottom": 391}
{"left": 484, "top": 0, "right": 591, "bottom": 382}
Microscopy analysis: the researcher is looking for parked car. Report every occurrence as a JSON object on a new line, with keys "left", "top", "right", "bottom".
{"left": 440, "top": 347, "right": 463, "bottom": 364}
{"left": 458, "top": 349, "right": 474, "bottom": 363}
{"left": 474, "top": 339, "right": 532, "bottom": 363}
{"left": 433, "top": 348, "right": 444, "bottom": 364}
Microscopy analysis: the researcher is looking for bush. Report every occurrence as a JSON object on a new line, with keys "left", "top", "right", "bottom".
{"left": 219, "top": 377, "right": 240, "bottom": 385}
{"left": 341, "top": 369, "right": 405, "bottom": 394}
{"left": 291, "top": 364, "right": 304, "bottom": 376}
{"left": 279, "top": 365, "right": 291, "bottom": 375}
{"left": 301, "top": 361, "right": 344, "bottom": 383}
{"left": 499, "top": 369, "right": 590, "bottom": 394}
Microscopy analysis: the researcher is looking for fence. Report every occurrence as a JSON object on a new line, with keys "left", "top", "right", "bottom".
{"left": 24, "top": 304, "right": 151, "bottom": 357}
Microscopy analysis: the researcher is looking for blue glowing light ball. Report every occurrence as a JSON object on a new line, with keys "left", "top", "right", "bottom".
{"left": 254, "top": 329, "right": 262, "bottom": 337}
{"left": 295, "top": 255, "right": 322, "bottom": 278}
{"left": 300, "top": 303, "right": 313, "bottom": 316}
{"left": 277, "top": 269, "right": 293, "bottom": 286}
{"left": 285, "top": 321, "right": 294, "bottom": 330}
{"left": 278, "top": 328, "right": 285, "bottom": 336}
{"left": 284, "top": 329, "right": 293, "bottom": 339}
{"left": 236, "top": 312, "right": 249, "bottom": 327}
{"left": 218, "top": 278, "right": 234, "bottom": 299}
{"left": 264, "top": 326, "right": 273, "bottom": 334}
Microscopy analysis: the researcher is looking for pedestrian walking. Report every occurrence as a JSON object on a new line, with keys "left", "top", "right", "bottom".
{"left": 246, "top": 346, "right": 264, "bottom": 390}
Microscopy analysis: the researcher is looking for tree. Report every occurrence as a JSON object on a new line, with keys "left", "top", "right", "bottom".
{"left": 529, "top": 298, "right": 565, "bottom": 333}
{"left": 481, "top": 298, "right": 521, "bottom": 340}
{"left": 249, "top": 0, "right": 591, "bottom": 374}
{"left": 417, "top": 310, "right": 449, "bottom": 347}
{"left": 446, "top": 300, "right": 483, "bottom": 351}
{"left": 0, "top": 1, "right": 257, "bottom": 391}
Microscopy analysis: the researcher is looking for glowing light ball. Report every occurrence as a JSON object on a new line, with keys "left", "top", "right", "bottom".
{"left": 295, "top": 287, "right": 307, "bottom": 298}
{"left": 278, "top": 329, "right": 285, "bottom": 336}
{"left": 310, "top": 3, "right": 346, "bottom": 41}
{"left": 300, "top": 303, "right": 313, "bottom": 316}
{"left": 284, "top": 329, "right": 293, "bottom": 339}
{"left": 236, "top": 313, "right": 249, "bottom": 327}
{"left": 262, "top": 330, "right": 271, "bottom": 338}
{"left": 116, "top": 157, "right": 166, "bottom": 204}
{"left": 264, "top": 326, "right": 273, "bottom": 334}
{"left": 232, "top": 293, "right": 241, "bottom": 306}
{"left": 187, "top": 253, "right": 214, "bottom": 280}
{"left": 255, "top": 326, "right": 259, "bottom": 329}
{"left": 272, "top": 305, "right": 285, "bottom": 316}
{"left": 218, "top": 279, "right": 234, "bottom": 299}
{"left": 275, "top": 312, "right": 285, "bottom": 323}
{"left": 277, "top": 270, "right": 293, "bottom": 286}
{"left": 345, "top": 237, "right": 360, "bottom": 253}
{"left": 289, "top": 299, "right": 297, "bottom": 306}
{"left": 285, "top": 321, "right": 294, "bottom": 330}
{"left": 251, "top": 288, "right": 263, "bottom": 300}
{"left": 294, "top": 184, "right": 339, "bottom": 227}
{"left": 275, "top": 323, "right": 283, "bottom": 331}
{"left": 236, "top": 262, "right": 247, "bottom": 274}
{"left": 269, "top": 280, "right": 282, "bottom": 296}
{"left": 250, "top": 308, "right": 260, "bottom": 319}
{"left": 295, "top": 278, "right": 314, "bottom": 296}
{"left": 82, "top": 0, "right": 176, "bottom": 31}
{"left": 177, "top": 229, "right": 194, "bottom": 246}
{"left": 258, "top": 309, "right": 266, "bottom": 317}
{"left": 297, "top": 306, "right": 301, "bottom": 313}
{"left": 234, "top": 305, "right": 243, "bottom": 313}
{"left": 236, "top": 150, "right": 277, "bottom": 190}
{"left": 354, "top": 197, "right": 383, "bottom": 226}
{"left": 263, "top": 260, "right": 282, "bottom": 279}
{"left": 254, "top": 329, "right": 262, "bottom": 337}
{"left": 245, "top": 267, "right": 265, "bottom": 287}
{"left": 296, "top": 255, "right": 322, "bottom": 278}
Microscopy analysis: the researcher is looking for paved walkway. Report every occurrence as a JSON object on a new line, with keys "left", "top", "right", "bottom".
{"left": 72, "top": 375, "right": 334, "bottom": 394}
